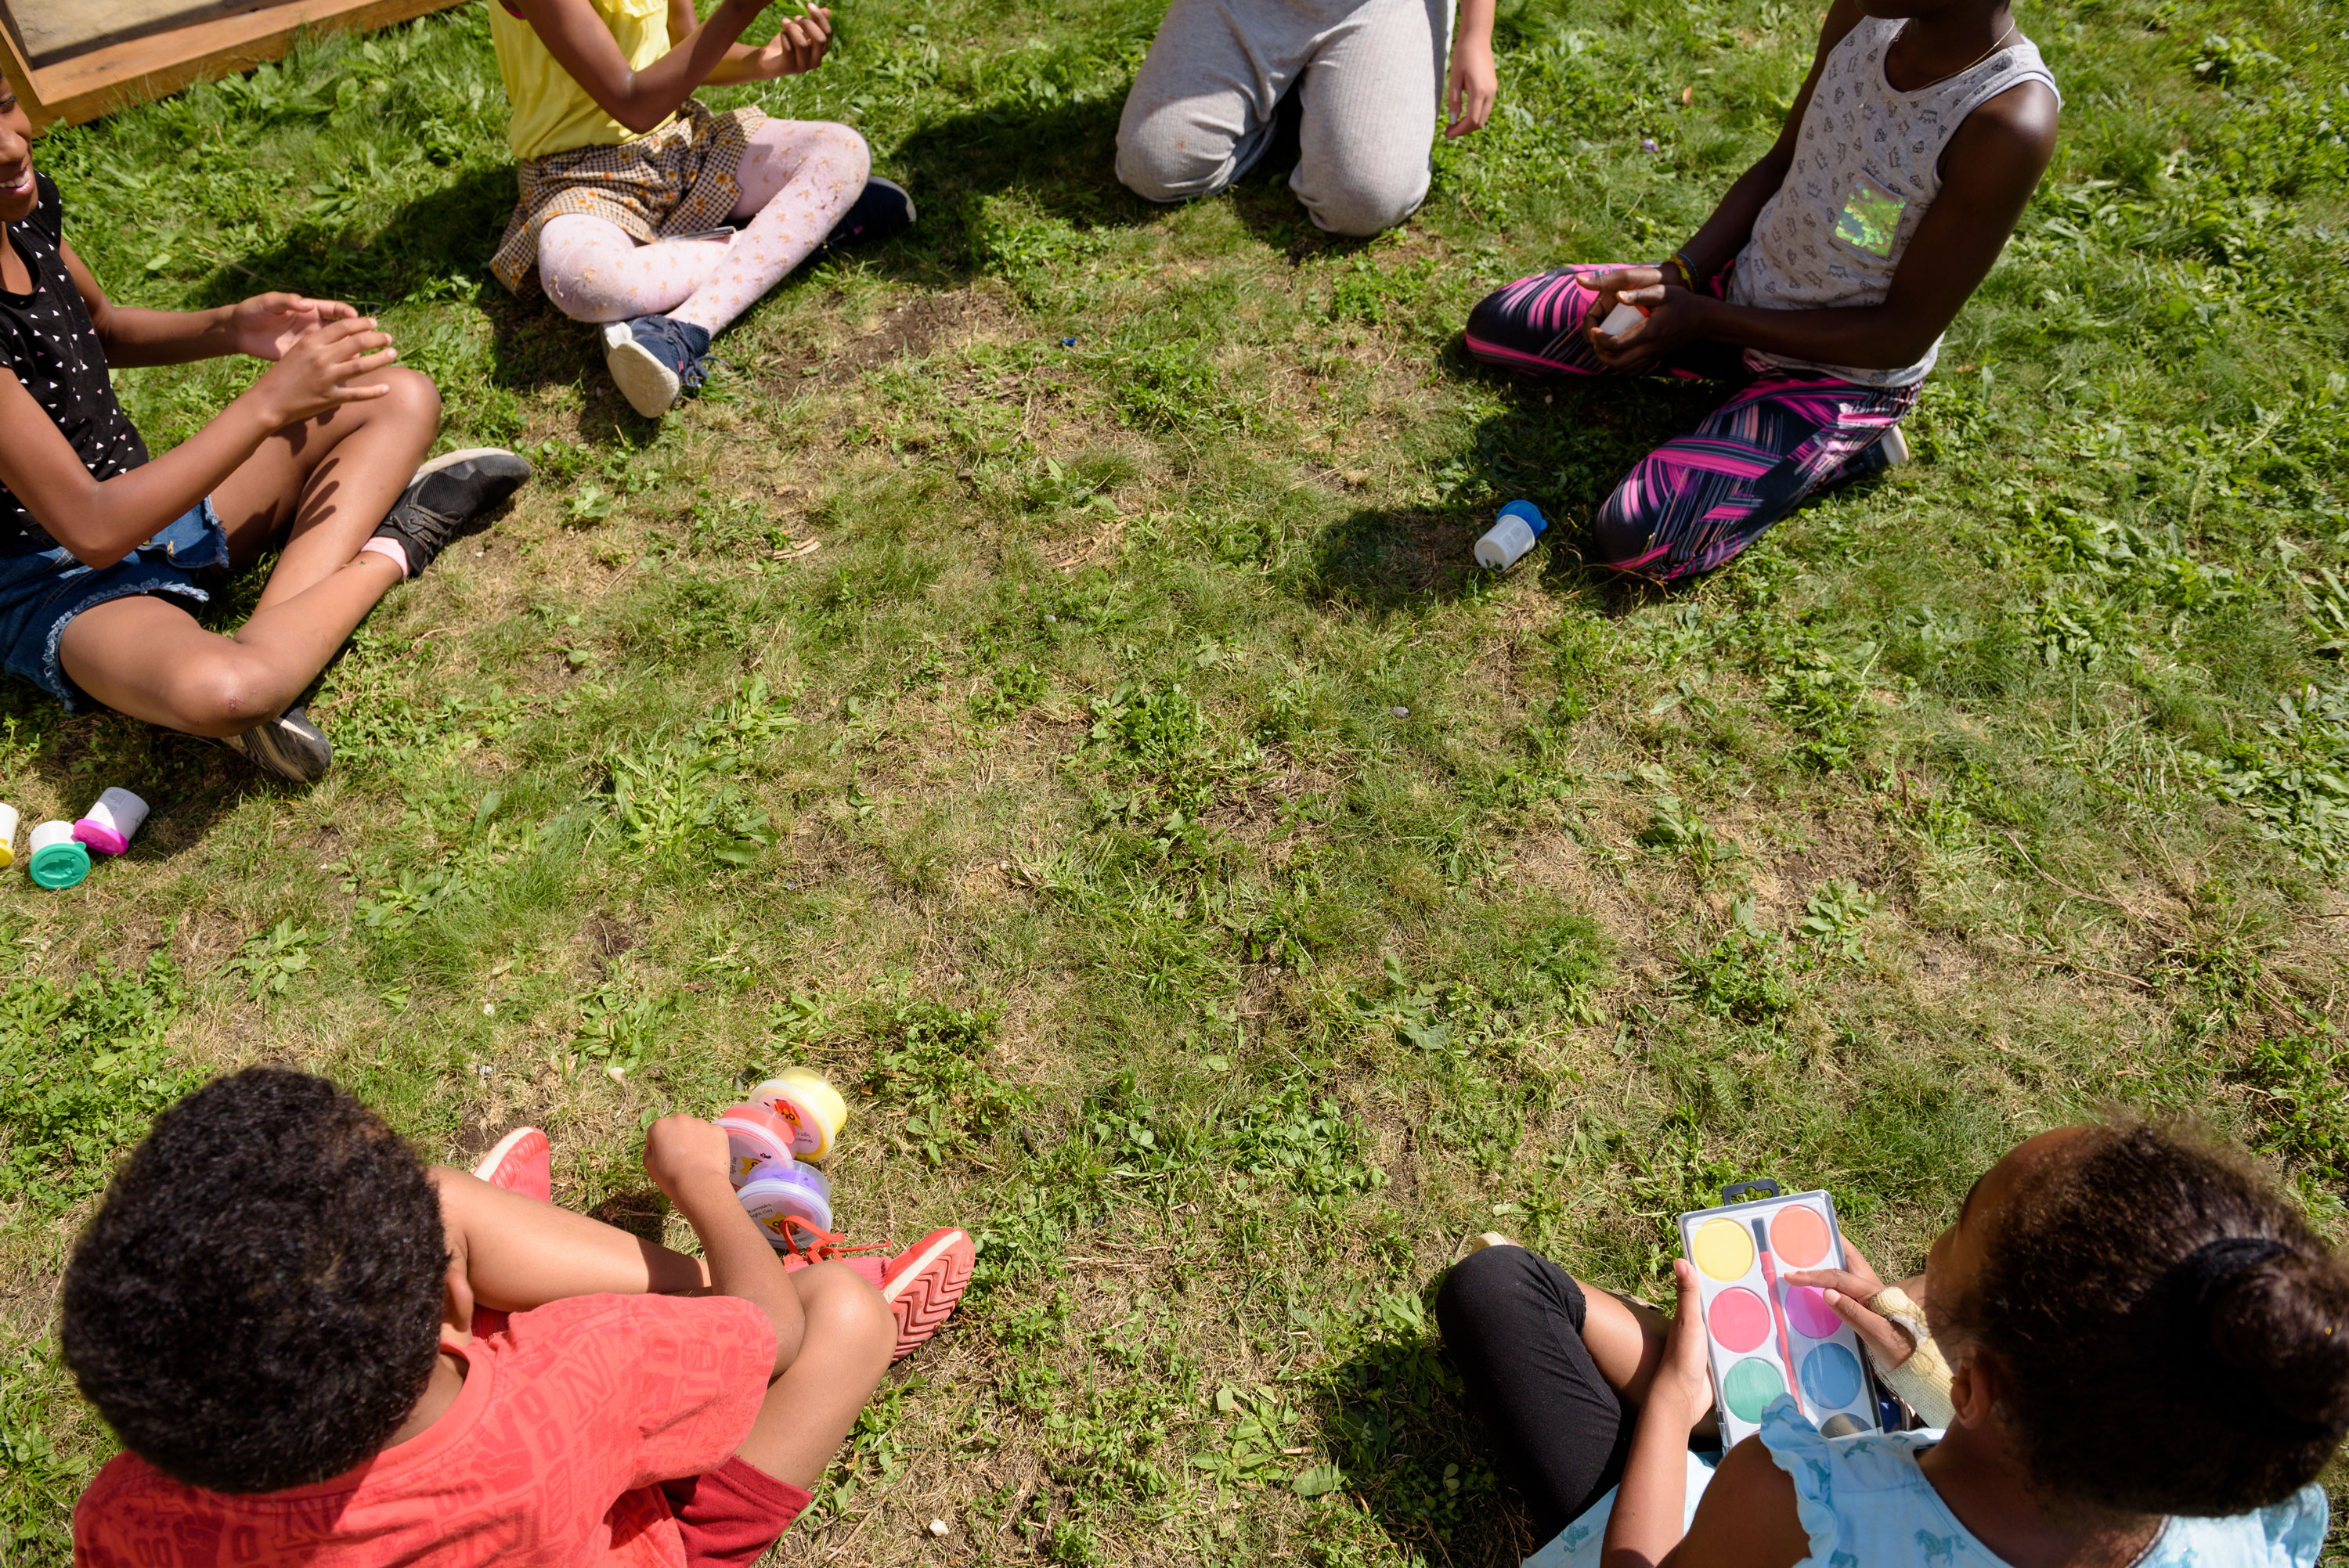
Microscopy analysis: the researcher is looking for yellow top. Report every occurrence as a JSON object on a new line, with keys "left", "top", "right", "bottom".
{"left": 488, "top": 0, "right": 677, "bottom": 163}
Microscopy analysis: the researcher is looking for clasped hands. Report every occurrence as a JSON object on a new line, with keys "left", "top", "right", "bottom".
{"left": 1583, "top": 266, "right": 1711, "bottom": 373}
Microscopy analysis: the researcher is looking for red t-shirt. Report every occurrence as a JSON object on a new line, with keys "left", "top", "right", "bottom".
{"left": 72, "top": 1293, "right": 775, "bottom": 1568}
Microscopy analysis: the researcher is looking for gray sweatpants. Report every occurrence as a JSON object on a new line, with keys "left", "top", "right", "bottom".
{"left": 1115, "top": 0, "right": 1453, "bottom": 237}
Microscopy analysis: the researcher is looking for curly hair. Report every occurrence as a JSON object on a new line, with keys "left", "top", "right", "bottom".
{"left": 1947, "top": 1119, "right": 2349, "bottom": 1515}
{"left": 61, "top": 1068, "right": 448, "bottom": 1494}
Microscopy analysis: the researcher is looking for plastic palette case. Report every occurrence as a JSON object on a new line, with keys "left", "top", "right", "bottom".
{"left": 1677, "top": 1181, "right": 1881, "bottom": 1447}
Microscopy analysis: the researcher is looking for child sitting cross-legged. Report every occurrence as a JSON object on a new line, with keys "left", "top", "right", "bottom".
{"left": 1463, "top": 0, "right": 2060, "bottom": 582}
{"left": 1438, "top": 1117, "right": 2349, "bottom": 1568}
{"left": 0, "top": 79, "right": 530, "bottom": 780}
{"left": 64, "top": 1068, "right": 974, "bottom": 1567}
{"left": 489, "top": 0, "right": 915, "bottom": 419}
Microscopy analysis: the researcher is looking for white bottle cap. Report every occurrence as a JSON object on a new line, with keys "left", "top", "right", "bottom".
{"left": 1474, "top": 501, "right": 1550, "bottom": 571}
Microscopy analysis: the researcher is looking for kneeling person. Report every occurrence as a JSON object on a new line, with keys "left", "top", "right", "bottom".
{"left": 1464, "top": 0, "right": 2058, "bottom": 582}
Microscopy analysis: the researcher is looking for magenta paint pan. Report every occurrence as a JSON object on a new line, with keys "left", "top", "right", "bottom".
{"left": 1678, "top": 1186, "right": 1880, "bottom": 1447}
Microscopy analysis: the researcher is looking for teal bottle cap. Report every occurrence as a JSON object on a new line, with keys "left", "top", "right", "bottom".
{"left": 29, "top": 838, "right": 90, "bottom": 889}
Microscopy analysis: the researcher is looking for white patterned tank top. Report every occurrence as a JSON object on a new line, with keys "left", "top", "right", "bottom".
{"left": 1727, "top": 14, "right": 2059, "bottom": 388}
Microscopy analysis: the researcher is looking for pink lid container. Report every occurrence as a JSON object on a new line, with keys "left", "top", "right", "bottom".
{"left": 714, "top": 1104, "right": 797, "bottom": 1188}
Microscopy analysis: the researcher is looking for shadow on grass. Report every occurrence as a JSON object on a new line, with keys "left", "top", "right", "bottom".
{"left": 1306, "top": 344, "right": 1901, "bottom": 612}
{"left": 187, "top": 164, "right": 662, "bottom": 435}
{"left": 0, "top": 679, "right": 286, "bottom": 859}
{"left": 1306, "top": 1321, "right": 1537, "bottom": 1568}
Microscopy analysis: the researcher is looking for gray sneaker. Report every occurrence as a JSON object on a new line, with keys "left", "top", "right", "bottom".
{"left": 373, "top": 448, "right": 534, "bottom": 576}
{"left": 219, "top": 704, "right": 333, "bottom": 783}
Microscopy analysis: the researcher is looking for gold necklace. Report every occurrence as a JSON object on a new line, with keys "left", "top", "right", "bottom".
{"left": 1894, "top": 17, "right": 2021, "bottom": 88}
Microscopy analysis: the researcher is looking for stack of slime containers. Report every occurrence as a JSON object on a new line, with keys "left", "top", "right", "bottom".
{"left": 717, "top": 1068, "right": 851, "bottom": 1249}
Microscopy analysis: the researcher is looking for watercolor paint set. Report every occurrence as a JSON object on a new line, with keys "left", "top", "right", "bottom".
{"left": 1677, "top": 1182, "right": 1880, "bottom": 1447}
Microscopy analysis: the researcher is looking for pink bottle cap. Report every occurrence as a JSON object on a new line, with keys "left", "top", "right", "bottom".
{"left": 72, "top": 787, "right": 148, "bottom": 856}
{"left": 713, "top": 1104, "right": 797, "bottom": 1188}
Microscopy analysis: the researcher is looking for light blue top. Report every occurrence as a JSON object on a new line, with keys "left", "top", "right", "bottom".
{"left": 1525, "top": 1397, "right": 2327, "bottom": 1568}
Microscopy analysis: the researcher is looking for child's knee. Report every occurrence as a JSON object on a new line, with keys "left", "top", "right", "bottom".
{"left": 1295, "top": 158, "right": 1428, "bottom": 237}
{"left": 823, "top": 124, "right": 873, "bottom": 186}
{"left": 1436, "top": 1244, "right": 1540, "bottom": 1343}
{"left": 800, "top": 1264, "right": 895, "bottom": 1368}
{"left": 538, "top": 215, "right": 634, "bottom": 324}
{"left": 1116, "top": 119, "right": 1236, "bottom": 204}
{"left": 377, "top": 366, "right": 441, "bottom": 430}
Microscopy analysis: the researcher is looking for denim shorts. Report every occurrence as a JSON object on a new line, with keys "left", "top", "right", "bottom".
{"left": 0, "top": 499, "right": 230, "bottom": 712}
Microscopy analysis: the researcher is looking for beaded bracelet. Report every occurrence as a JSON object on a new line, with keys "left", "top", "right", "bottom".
{"left": 1663, "top": 250, "right": 1700, "bottom": 290}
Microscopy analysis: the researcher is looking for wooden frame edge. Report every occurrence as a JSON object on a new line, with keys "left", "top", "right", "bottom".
{"left": 0, "top": 0, "right": 466, "bottom": 132}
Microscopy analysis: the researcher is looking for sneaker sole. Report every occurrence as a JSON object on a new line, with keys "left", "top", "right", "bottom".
{"left": 603, "top": 323, "right": 682, "bottom": 419}
{"left": 471, "top": 1126, "right": 551, "bottom": 1202}
{"left": 410, "top": 447, "right": 532, "bottom": 485}
{"left": 880, "top": 1227, "right": 973, "bottom": 1362}
{"left": 220, "top": 713, "right": 333, "bottom": 783}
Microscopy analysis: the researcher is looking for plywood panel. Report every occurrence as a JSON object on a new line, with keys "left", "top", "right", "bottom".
{"left": 0, "top": 0, "right": 467, "bottom": 130}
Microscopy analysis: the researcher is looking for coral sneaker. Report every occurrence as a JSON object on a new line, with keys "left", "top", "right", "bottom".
{"left": 877, "top": 1227, "right": 973, "bottom": 1361}
{"left": 472, "top": 1126, "right": 551, "bottom": 1202}
{"left": 774, "top": 1220, "right": 974, "bottom": 1361}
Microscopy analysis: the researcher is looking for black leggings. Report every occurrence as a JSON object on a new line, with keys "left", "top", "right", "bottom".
{"left": 1435, "top": 1245, "right": 1636, "bottom": 1545}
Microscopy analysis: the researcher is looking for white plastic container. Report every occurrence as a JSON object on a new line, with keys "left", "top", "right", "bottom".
{"left": 74, "top": 787, "right": 148, "bottom": 856}
{"left": 27, "top": 820, "right": 89, "bottom": 889}
{"left": 750, "top": 1067, "right": 846, "bottom": 1160}
{"left": 0, "top": 802, "right": 17, "bottom": 869}
{"left": 714, "top": 1104, "right": 799, "bottom": 1188}
{"left": 1600, "top": 300, "right": 1648, "bottom": 338}
{"left": 1475, "top": 500, "right": 1551, "bottom": 571}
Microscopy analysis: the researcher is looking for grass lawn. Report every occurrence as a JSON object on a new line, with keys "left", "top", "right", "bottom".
{"left": 3, "top": 0, "right": 2348, "bottom": 1560}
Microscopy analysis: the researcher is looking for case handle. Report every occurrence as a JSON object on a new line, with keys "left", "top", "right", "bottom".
{"left": 1719, "top": 1178, "right": 1781, "bottom": 1204}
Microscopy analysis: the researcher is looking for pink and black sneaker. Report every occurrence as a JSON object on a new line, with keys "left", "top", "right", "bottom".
{"left": 773, "top": 1219, "right": 975, "bottom": 1362}
{"left": 471, "top": 1126, "right": 551, "bottom": 1202}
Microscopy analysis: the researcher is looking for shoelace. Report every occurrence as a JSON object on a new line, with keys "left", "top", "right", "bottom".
{"left": 637, "top": 319, "right": 713, "bottom": 396}
{"left": 774, "top": 1214, "right": 892, "bottom": 1267}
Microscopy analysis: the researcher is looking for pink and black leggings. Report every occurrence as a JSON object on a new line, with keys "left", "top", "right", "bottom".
{"left": 1464, "top": 265, "right": 1917, "bottom": 583}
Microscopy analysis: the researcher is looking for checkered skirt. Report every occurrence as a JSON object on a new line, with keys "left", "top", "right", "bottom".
{"left": 491, "top": 99, "right": 770, "bottom": 299}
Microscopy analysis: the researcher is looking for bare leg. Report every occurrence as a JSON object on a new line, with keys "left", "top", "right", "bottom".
{"left": 730, "top": 1261, "right": 895, "bottom": 1488}
{"left": 1577, "top": 1282, "right": 1671, "bottom": 1405}
{"left": 434, "top": 1162, "right": 890, "bottom": 1493}
{"left": 431, "top": 1165, "right": 709, "bottom": 1313}
{"left": 56, "top": 368, "right": 440, "bottom": 735}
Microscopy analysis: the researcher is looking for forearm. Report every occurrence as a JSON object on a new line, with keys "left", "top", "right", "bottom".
{"left": 1453, "top": 0, "right": 1496, "bottom": 53}
{"left": 92, "top": 303, "right": 239, "bottom": 369}
{"left": 1676, "top": 156, "right": 1788, "bottom": 281}
{"left": 614, "top": 0, "right": 768, "bottom": 127}
{"left": 435, "top": 1167, "right": 709, "bottom": 1313}
{"left": 1601, "top": 1386, "right": 1707, "bottom": 1568}
{"left": 34, "top": 395, "right": 279, "bottom": 566}
{"left": 668, "top": 1173, "right": 806, "bottom": 1372}
{"left": 1689, "top": 294, "right": 1939, "bottom": 370}
{"left": 702, "top": 41, "right": 770, "bottom": 85}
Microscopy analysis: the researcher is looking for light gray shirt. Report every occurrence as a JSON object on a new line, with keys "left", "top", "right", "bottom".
{"left": 1729, "top": 16, "right": 2059, "bottom": 387}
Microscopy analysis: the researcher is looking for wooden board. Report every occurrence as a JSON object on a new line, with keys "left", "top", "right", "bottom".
{"left": 0, "top": 0, "right": 467, "bottom": 132}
